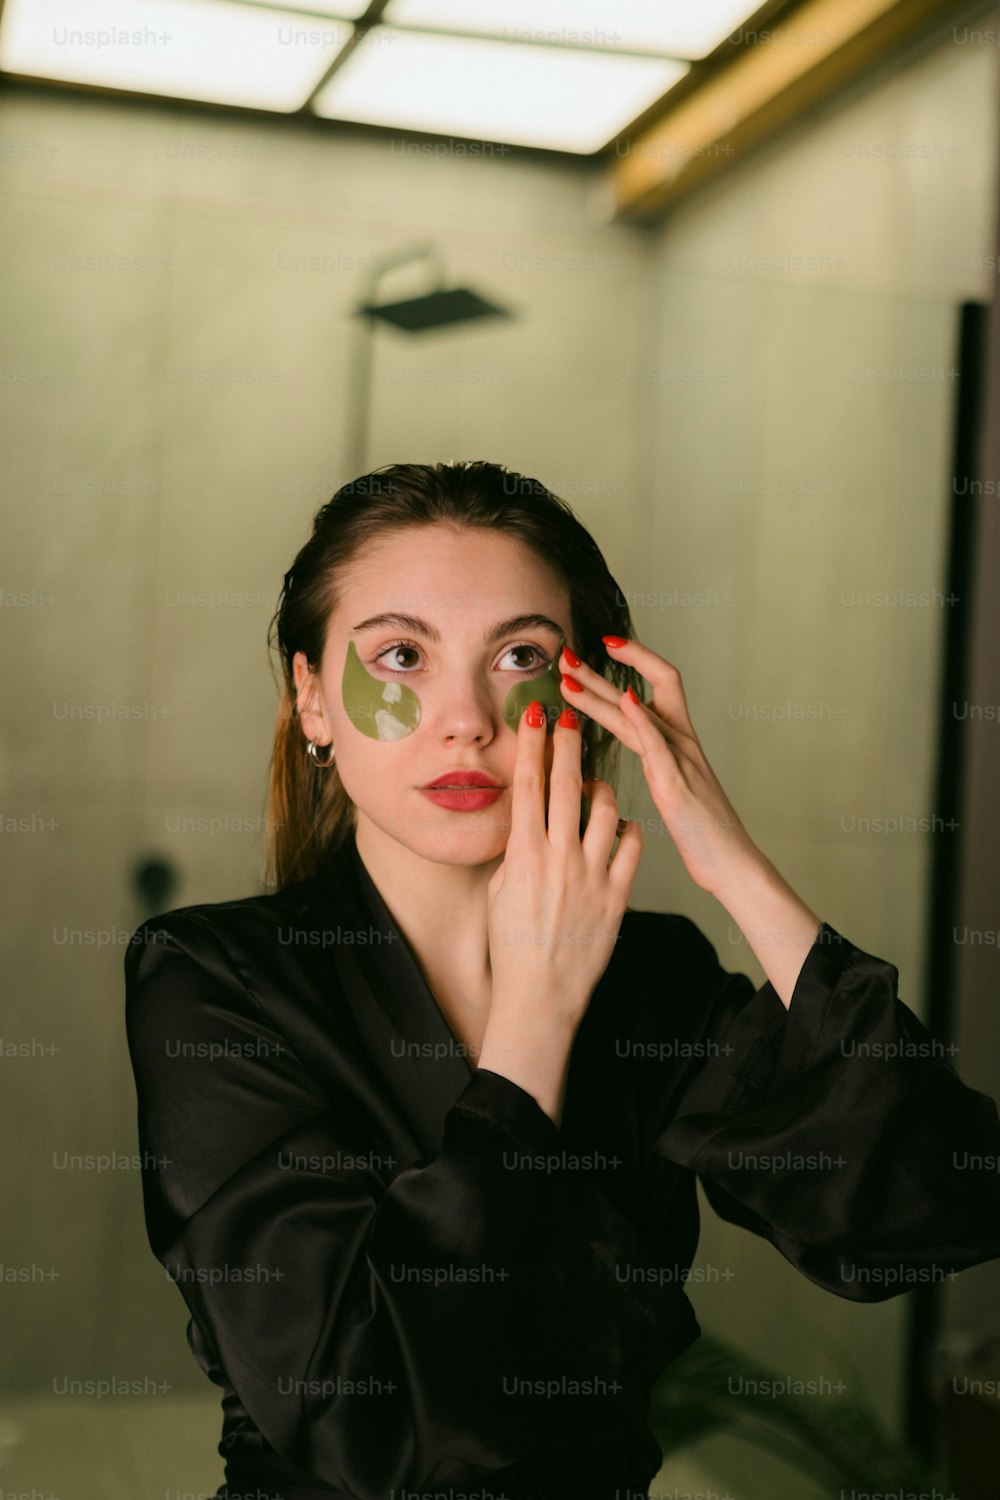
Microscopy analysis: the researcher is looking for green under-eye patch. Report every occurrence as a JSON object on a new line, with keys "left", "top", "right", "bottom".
{"left": 502, "top": 635, "right": 567, "bottom": 736}
{"left": 341, "top": 633, "right": 571, "bottom": 741}
{"left": 341, "top": 639, "right": 422, "bottom": 740}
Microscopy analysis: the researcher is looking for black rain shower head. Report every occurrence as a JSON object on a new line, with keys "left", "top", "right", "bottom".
{"left": 357, "top": 285, "right": 510, "bottom": 332}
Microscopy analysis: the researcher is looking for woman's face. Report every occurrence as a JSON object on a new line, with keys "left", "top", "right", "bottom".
{"left": 293, "top": 526, "right": 575, "bottom": 866}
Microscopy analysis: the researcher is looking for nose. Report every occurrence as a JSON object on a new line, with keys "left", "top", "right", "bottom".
{"left": 432, "top": 670, "right": 497, "bottom": 742}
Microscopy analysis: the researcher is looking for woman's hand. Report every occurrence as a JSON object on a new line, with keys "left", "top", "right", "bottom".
{"left": 559, "top": 638, "right": 761, "bottom": 900}
{"left": 485, "top": 699, "right": 642, "bottom": 1034}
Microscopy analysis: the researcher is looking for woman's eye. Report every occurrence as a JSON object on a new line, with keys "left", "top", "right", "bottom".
{"left": 374, "top": 642, "right": 421, "bottom": 672}
{"left": 500, "top": 644, "right": 545, "bottom": 672}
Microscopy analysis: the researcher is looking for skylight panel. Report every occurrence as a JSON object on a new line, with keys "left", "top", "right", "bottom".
{"left": 312, "top": 26, "right": 688, "bottom": 153}
{"left": 385, "top": 0, "right": 761, "bottom": 61}
{"left": 0, "top": 0, "right": 347, "bottom": 112}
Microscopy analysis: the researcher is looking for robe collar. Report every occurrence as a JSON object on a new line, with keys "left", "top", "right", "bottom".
{"left": 306, "top": 825, "right": 478, "bottom": 1154}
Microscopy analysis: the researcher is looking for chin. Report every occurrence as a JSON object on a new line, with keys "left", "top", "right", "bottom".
{"left": 357, "top": 799, "right": 503, "bottom": 854}
{"left": 406, "top": 816, "right": 511, "bottom": 866}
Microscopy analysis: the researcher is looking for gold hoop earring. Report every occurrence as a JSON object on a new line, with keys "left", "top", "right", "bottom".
{"left": 306, "top": 738, "right": 336, "bottom": 767}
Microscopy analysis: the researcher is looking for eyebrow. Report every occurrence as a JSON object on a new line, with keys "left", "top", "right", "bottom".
{"left": 349, "top": 612, "right": 565, "bottom": 645}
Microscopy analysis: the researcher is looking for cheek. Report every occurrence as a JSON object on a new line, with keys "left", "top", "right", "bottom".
{"left": 502, "top": 634, "right": 566, "bottom": 736}
{"left": 341, "top": 640, "right": 421, "bottom": 741}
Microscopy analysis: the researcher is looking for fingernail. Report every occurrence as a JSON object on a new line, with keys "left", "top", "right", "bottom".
{"left": 524, "top": 701, "right": 546, "bottom": 728}
{"left": 562, "top": 645, "right": 582, "bottom": 669}
{"left": 557, "top": 707, "right": 579, "bottom": 730}
{"left": 626, "top": 686, "right": 641, "bottom": 705}
{"left": 561, "top": 674, "right": 584, "bottom": 693}
{"left": 602, "top": 635, "right": 628, "bottom": 649}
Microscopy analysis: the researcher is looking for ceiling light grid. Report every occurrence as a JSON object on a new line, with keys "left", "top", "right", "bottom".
{"left": 0, "top": 0, "right": 772, "bottom": 154}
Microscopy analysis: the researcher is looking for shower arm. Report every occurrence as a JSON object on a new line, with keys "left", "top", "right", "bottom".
{"left": 345, "top": 243, "right": 448, "bottom": 476}
{"left": 355, "top": 242, "right": 447, "bottom": 313}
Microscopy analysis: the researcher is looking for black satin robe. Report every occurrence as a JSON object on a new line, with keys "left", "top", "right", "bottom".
{"left": 124, "top": 825, "right": 1000, "bottom": 1500}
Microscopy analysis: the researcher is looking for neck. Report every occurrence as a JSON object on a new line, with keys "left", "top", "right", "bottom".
{"left": 352, "top": 814, "right": 503, "bottom": 990}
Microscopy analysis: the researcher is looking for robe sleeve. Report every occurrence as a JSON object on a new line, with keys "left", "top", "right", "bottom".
{"left": 124, "top": 910, "right": 699, "bottom": 1495}
{"left": 650, "top": 918, "right": 1000, "bottom": 1301}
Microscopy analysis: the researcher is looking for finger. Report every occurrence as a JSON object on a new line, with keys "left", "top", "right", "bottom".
{"left": 620, "top": 686, "right": 686, "bottom": 796}
{"left": 565, "top": 671, "right": 691, "bottom": 763}
{"left": 560, "top": 645, "right": 691, "bottom": 757}
{"left": 507, "top": 699, "right": 548, "bottom": 849}
{"left": 558, "top": 645, "right": 621, "bottom": 712}
{"left": 559, "top": 651, "right": 644, "bottom": 755}
{"left": 545, "top": 706, "right": 584, "bottom": 852}
{"left": 581, "top": 775, "right": 643, "bottom": 886}
{"left": 579, "top": 778, "right": 623, "bottom": 861}
{"left": 605, "top": 818, "right": 643, "bottom": 894}
{"left": 565, "top": 678, "right": 642, "bottom": 757}
{"left": 601, "top": 638, "right": 700, "bottom": 743}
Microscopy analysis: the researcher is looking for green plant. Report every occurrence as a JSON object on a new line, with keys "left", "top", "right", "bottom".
{"left": 648, "top": 1331, "right": 940, "bottom": 1496}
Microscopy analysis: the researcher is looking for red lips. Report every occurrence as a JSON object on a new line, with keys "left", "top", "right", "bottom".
{"left": 423, "top": 770, "right": 503, "bottom": 789}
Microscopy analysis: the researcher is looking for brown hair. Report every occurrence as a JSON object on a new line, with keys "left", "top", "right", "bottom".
{"left": 265, "top": 460, "right": 644, "bottom": 892}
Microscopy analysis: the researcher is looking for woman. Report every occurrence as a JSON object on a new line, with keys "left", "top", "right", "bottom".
{"left": 125, "top": 460, "right": 1000, "bottom": 1500}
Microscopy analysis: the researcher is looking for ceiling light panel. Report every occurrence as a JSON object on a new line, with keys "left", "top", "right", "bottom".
{"left": 385, "top": 0, "right": 761, "bottom": 60}
{"left": 0, "top": 0, "right": 350, "bottom": 111}
{"left": 240, "top": 0, "right": 370, "bottom": 13}
{"left": 312, "top": 26, "right": 688, "bottom": 153}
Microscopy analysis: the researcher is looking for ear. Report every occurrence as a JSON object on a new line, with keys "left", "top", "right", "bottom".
{"left": 292, "top": 650, "right": 331, "bottom": 746}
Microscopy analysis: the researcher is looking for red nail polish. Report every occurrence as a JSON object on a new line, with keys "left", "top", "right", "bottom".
{"left": 561, "top": 674, "right": 584, "bottom": 693}
{"left": 562, "top": 645, "right": 582, "bottom": 669}
{"left": 557, "top": 707, "right": 579, "bottom": 730}
{"left": 602, "top": 635, "right": 628, "bottom": 649}
{"left": 626, "top": 686, "right": 640, "bottom": 705}
{"left": 524, "top": 701, "right": 545, "bottom": 727}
